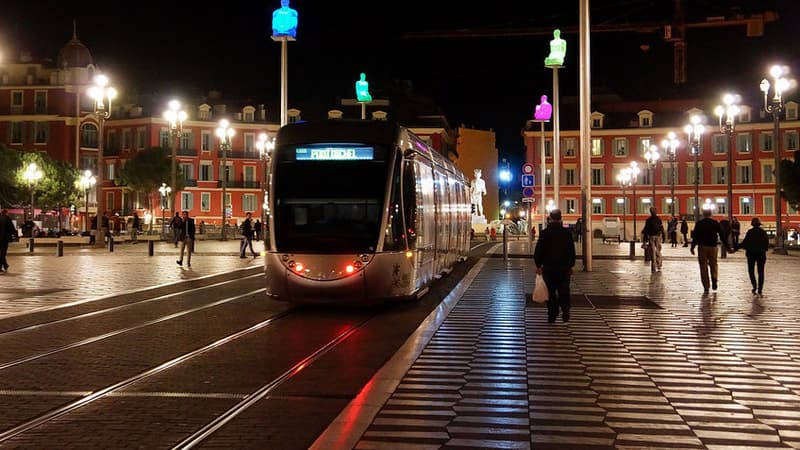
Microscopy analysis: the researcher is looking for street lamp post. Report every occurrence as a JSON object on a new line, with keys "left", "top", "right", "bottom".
{"left": 644, "top": 145, "right": 660, "bottom": 209}
{"left": 715, "top": 93, "right": 740, "bottom": 225}
{"left": 216, "top": 119, "right": 235, "bottom": 241}
{"left": 87, "top": 74, "right": 117, "bottom": 244}
{"left": 272, "top": 0, "right": 298, "bottom": 127}
{"left": 760, "top": 65, "right": 792, "bottom": 255}
{"left": 158, "top": 183, "right": 171, "bottom": 239}
{"left": 684, "top": 115, "right": 705, "bottom": 222}
{"left": 617, "top": 169, "right": 632, "bottom": 241}
{"left": 661, "top": 132, "right": 679, "bottom": 216}
{"left": 628, "top": 161, "right": 641, "bottom": 241}
{"left": 79, "top": 170, "right": 96, "bottom": 232}
{"left": 24, "top": 162, "right": 43, "bottom": 223}
{"left": 545, "top": 29, "right": 566, "bottom": 205}
{"left": 164, "top": 100, "right": 187, "bottom": 214}
{"left": 256, "top": 132, "right": 275, "bottom": 244}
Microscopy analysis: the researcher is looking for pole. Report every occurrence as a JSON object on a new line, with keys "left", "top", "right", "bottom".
{"left": 361, "top": 103, "right": 366, "bottom": 120}
{"left": 579, "top": 0, "right": 592, "bottom": 271}
{"left": 280, "top": 38, "right": 288, "bottom": 127}
{"left": 221, "top": 140, "right": 228, "bottom": 241}
{"left": 694, "top": 143, "right": 700, "bottom": 222}
{"left": 632, "top": 179, "right": 637, "bottom": 242}
{"left": 621, "top": 185, "right": 627, "bottom": 240}
{"left": 540, "top": 121, "right": 546, "bottom": 230}
{"left": 96, "top": 117, "right": 104, "bottom": 247}
{"left": 651, "top": 165, "right": 656, "bottom": 207}
{"left": 773, "top": 111, "right": 786, "bottom": 254}
{"left": 670, "top": 153, "right": 676, "bottom": 216}
{"left": 552, "top": 67, "right": 560, "bottom": 204}
{"left": 171, "top": 130, "right": 177, "bottom": 214}
{"left": 84, "top": 189, "right": 89, "bottom": 232}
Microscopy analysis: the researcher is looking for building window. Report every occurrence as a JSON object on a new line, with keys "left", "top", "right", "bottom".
{"left": 613, "top": 138, "right": 628, "bottom": 156}
{"left": 591, "top": 138, "right": 603, "bottom": 157}
{"left": 614, "top": 198, "right": 626, "bottom": 214}
{"left": 544, "top": 139, "right": 552, "bottom": 157}
{"left": 201, "top": 192, "right": 211, "bottom": 211}
{"left": 107, "top": 163, "right": 116, "bottom": 181}
{"left": 243, "top": 194, "right": 257, "bottom": 213}
{"left": 687, "top": 198, "right": 697, "bottom": 216}
{"left": 34, "top": 91, "right": 47, "bottom": 114}
{"left": 591, "top": 167, "right": 604, "bottom": 185}
{"left": 737, "top": 165, "right": 751, "bottom": 184}
{"left": 787, "top": 103, "right": 798, "bottom": 121}
{"left": 712, "top": 166, "right": 726, "bottom": 184}
{"left": 661, "top": 165, "right": 677, "bottom": 185}
{"left": 220, "top": 162, "right": 232, "bottom": 182}
{"left": 122, "top": 129, "right": 132, "bottom": 150}
{"left": 761, "top": 133, "right": 773, "bottom": 152}
{"left": 11, "top": 90, "right": 23, "bottom": 109}
{"left": 687, "top": 165, "right": 703, "bottom": 185}
{"left": 637, "top": 138, "right": 652, "bottom": 156}
{"left": 159, "top": 129, "right": 169, "bottom": 148}
{"left": 545, "top": 169, "right": 552, "bottom": 186}
{"left": 592, "top": 198, "right": 604, "bottom": 214}
{"left": 244, "top": 133, "right": 255, "bottom": 154}
{"left": 785, "top": 130, "right": 798, "bottom": 151}
{"left": 81, "top": 124, "right": 99, "bottom": 148}
{"left": 34, "top": 122, "right": 49, "bottom": 144}
{"left": 200, "top": 162, "right": 212, "bottom": 181}
{"left": 105, "top": 191, "right": 114, "bottom": 212}
{"left": 10, "top": 122, "right": 24, "bottom": 144}
{"left": 712, "top": 134, "right": 728, "bottom": 154}
{"left": 763, "top": 163, "right": 774, "bottom": 183}
{"left": 737, "top": 134, "right": 752, "bottom": 153}
{"left": 637, "top": 198, "right": 649, "bottom": 214}
{"left": 201, "top": 130, "right": 212, "bottom": 152}
{"left": 180, "top": 131, "right": 192, "bottom": 150}
{"left": 180, "top": 163, "right": 194, "bottom": 182}
{"left": 564, "top": 199, "right": 576, "bottom": 214}
{"left": 136, "top": 128, "right": 146, "bottom": 149}
{"left": 181, "top": 192, "right": 194, "bottom": 211}
{"left": 590, "top": 112, "right": 604, "bottom": 128}
{"left": 244, "top": 166, "right": 256, "bottom": 183}
{"left": 563, "top": 138, "right": 576, "bottom": 157}
{"left": 244, "top": 110, "right": 254, "bottom": 122}
{"left": 764, "top": 196, "right": 774, "bottom": 215}
{"left": 716, "top": 198, "right": 727, "bottom": 215}
{"left": 740, "top": 197, "right": 752, "bottom": 215}
{"left": 564, "top": 168, "right": 576, "bottom": 185}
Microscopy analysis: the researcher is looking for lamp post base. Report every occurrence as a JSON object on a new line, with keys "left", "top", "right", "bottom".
{"left": 773, "top": 246, "right": 788, "bottom": 255}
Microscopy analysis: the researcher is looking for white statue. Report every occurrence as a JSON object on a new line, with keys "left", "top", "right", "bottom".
{"left": 470, "top": 168, "right": 487, "bottom": 217}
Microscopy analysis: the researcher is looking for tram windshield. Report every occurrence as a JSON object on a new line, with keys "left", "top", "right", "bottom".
{"left": 273, "top": 144, "right": 390, "bottom": 253}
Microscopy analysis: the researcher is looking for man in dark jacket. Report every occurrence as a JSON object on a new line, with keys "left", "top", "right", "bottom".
{"left": 690, "top": 209, "right": 727, "bottom": 294}
{"left": 642, "top": 207, "right": 666, "bottom": 273}
{"left": 0, "top": 209, "right": 16, "bottom": 272}
{"left": 738, "top": 217, "right": 769, "bottom": 296}
{"left": 176, "top": 210, "right": 196, "bottom": 268}
{"left": 534, "top": 209, "right": 576, "bottom": 323}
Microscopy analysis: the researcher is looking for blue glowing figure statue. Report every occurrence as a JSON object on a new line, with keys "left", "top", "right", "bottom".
{"left": 356, "top": 73, "right": 372, "bottom": 102}
{"left": 272, "top": 0, "right": 298, "bottom": 38}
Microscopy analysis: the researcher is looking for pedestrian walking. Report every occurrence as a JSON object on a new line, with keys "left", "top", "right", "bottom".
{"left": 574, "top": 217, "right": 583, "bottom": 243}
{"left": 533, "top": 209, "right": 576, "bottom": 323}
{"left": 731, "top": 217, "right": 741, "bottom": 250}
{"left": 719, "top": 218, "right": 732, "bottom": 258}
{"left": 0, "top": 209, "right": 16, "bottom": 273}
{"left": 642, "top": 207, "right": 666, "bottom": 272}
{"left": 131, "top": 212, "right": 140, "bottom": 243}
{"left": 169, "top": 212, "right": 182, "bottom": 247}
{"left": 690, "top": 209, "right": 728, "bottom": 294}
{"left": 239, "top": 212, "right": 258, "bottom": 258}
{"left": 89, "top": 215, "right": 97, "bottom": 244}
{"left": 737, "top": 217, "right": 769, "bottom": 296}
{"left": 680, "top": 217, "right": 689, "bottom": 247}
{"left": 176, "top": 210, "right": 195, "bottom": 268}
{"left": 667, "top": 216, "right": 678, "bottom": 247}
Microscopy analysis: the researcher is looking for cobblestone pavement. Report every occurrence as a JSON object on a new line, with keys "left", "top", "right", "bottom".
{"left": 0, "top": 238, "right": 265, "bottom": 317}
{"left": 317, "top": 240, "right": 800, "bottom": 450}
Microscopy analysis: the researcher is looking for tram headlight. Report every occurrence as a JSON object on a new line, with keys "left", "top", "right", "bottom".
{"left": 346, "top": 264, "right": 355, "bottom": 274}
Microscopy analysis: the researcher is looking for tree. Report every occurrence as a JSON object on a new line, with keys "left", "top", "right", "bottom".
{"left": 117, "top": 147, "right": 182, "bottom": 212}
{"left": 0, "top": 146, "right": 23, "bottom": 207}
{"left": 780, "top": 157, "right": 800, "bottom": 213}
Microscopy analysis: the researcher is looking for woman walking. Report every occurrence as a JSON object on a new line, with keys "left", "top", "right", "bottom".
{"left": 738, "top": 217, "right": 769, "bottom": 296}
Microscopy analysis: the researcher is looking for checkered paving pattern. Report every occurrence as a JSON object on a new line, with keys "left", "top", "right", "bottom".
{"left": 354, "top": 245, "right": 800, "bottom": 449}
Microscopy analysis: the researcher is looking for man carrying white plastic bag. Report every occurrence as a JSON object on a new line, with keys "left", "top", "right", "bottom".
{"left": 533, "top": 209, "right": 576, "bottom": 323}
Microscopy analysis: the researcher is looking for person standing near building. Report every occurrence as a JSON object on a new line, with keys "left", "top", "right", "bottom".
{"left": 254, "top": 219, "right": 262, "bottom": 241}
{"left": 176, "top": 210, "right": 195, "bottom": 268}
{"left": 690, "top": 209, "right": 727, "bottom": 294}
{"left": 169, "top": 212, "right": 182, "bottom": 248}
{"left": 574, "top": 217, "right": 583, "bottom": 243}
{"left": 0, "top": 209, "right": 15, "bottom": 273}
{"left": 131, "top": 212, "right": 140, "bottom": 244}
{"left": 667, "top": 216, "right": 678, "bottom": 248}
{"left": 737, "top": 217, "right": 769, "bottom": 296}
{"left": 534, "top": 209, "right": 576, "bottom": 323}
{"left": 239, "top": 212, "right": 258, "bottom": 258}
{"left": 731, "top": 217, "right": 741, "bottom": 250}
{"left": 642, "top": 207, "right": 666, "bottom": 273}
{"left": 680, "top": 216, "right": 689, "bottom": 247}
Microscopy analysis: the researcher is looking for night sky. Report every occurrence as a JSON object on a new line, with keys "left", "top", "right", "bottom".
{"left": 1, "top": 0, "right": 798, "bottom": 165}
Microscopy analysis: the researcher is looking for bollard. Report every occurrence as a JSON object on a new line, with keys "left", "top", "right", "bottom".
{"left": 57, "top": 240, "right": 64, "bottom": 257}
{"left": 29, "top": 238, "right": 34, "bottom": 253}
{"left": 108, "top": 237, "right": 114, "bottom": 252}
{"left": 503, "top": 226, "right": 508, "bottom": 261}
{"left": 148, "top": 240, "right": 154, "bottom": 256}
{"left": 629, "top": 241, "right": 636, "bottom": 260}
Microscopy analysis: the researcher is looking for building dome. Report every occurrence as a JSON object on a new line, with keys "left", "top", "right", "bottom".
{"left": 56, "top": 26, "right": 93, "bottom": 68}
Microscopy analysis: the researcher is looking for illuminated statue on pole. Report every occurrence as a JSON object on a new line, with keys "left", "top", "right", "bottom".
{"left": 544, "top": 29, "right": 566, "bottom": 67}
{"left": 470, "top": 169, "right": 487, "bottom": 217}
{"left": 356, "top": 73, "right": 372, "bottom": 103}
{"left": 272, "top": 0, "right": 298, "bottom": 38}
{"left": 534, "top": 95, "right": 552, "bottom": 121}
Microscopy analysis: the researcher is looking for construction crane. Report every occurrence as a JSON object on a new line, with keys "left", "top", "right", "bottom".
{"left": 402, "top": 0, "right": 779, "bottom": 84}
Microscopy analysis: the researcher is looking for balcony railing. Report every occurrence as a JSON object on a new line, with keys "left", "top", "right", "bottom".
{"left": 177, "top": 148, "right": 198, "bottom": 157}
{"left": 218, "top": 180, "right": 260, "bottom": 189}
{"left": 217, "top": 150, "right": 261, "bottom": 160}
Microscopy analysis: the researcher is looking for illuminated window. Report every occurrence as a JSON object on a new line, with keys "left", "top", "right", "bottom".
{"left": 591, "top": 138, "right": 603, "bottom": 157}
{"left": 736, "top": 134, "right": 752, "bottom": 153}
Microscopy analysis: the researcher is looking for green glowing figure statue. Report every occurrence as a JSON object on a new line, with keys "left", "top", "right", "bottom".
{"left": 544, "top": 29, "right": 566, "bottom": 67}
{"left": 356, "top": 73, "right": 372, "bottom": 102}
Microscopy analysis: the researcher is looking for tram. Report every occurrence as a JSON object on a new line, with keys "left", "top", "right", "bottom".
{"left": 264, "top": 120, "right": 471, "bottom": 304}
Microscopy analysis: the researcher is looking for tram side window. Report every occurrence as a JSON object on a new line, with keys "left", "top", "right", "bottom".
{"left": 402, "top": 160, "right": 418, "bottom": 249}
{"left": 384, "top": 154, "right": 407, "bottom": 251}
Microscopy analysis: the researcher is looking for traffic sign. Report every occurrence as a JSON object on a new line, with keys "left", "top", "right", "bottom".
{"left": 522, "top": 163, "right": 534, "bottom": 174}
{"left": 522, "top": 186, "right": 535, "bottom": 198}
{"left": 522, "top": 198, "right": 535, "bottom": 203}
{"left": 521, "top": 174, "right": 535, "bottom": 187}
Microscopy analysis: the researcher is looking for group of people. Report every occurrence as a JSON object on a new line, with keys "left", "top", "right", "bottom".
{"left": 533, "top": 207, "right": 772, "bottom": 323}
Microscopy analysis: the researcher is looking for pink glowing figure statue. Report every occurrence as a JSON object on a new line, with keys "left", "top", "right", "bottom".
{"left": 534, "top": 95, "right": 552, "bottom": 121}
